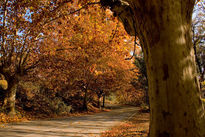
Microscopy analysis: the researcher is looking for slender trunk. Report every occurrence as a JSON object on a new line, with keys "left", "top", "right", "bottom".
{"left": 102, "top": 94, "right": 105, "bottom": 108}
{"left": 83, "top": 88, "right": 88, "bottom": 111}
{"left": 193, "top": 41, "right": 202, "bottom": 76}
{"left": 97, "top": 95, "right": 101, "bottom": 108}
{"left": 193, "top": 41, "right": 203, "bottom": 90}
{"left": 144, "top": 76, "right": 149, "bottom": 107}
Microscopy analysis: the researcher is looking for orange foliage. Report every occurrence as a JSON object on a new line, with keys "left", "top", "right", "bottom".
{"left": 35, "top": 3, "right": 135, "bottom": 98}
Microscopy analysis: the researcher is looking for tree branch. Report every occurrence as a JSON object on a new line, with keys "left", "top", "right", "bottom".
{"left": 43, "top": 2, "right": 100, "bottom": 25}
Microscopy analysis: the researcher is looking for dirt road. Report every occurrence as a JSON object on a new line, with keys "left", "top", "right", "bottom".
{"left": 0, "top": 105, "right": 139, "bottom": 137}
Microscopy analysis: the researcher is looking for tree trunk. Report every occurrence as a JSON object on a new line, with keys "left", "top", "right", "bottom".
{"left": 133, "top": 1, "right": 205, "bottom": 137}
{"left": 8, "top": 83, "right": 17, "bottom": 116}
{"left": 102, "top": 94, "right": 105, "bottom": 108}
{"left": 83, "top": 88, "right": 88, "bottom": 111}
{"left": 101, "top": 0, "right": 205, "bottom": 136}
{"left": 3, "top": 79, "right": 18, "bottom": 116}
{"left": 97, "top": 95, "right": 101, "bottom": 108}
{"left": 143, "top": 23, "right": 205, "bottom": 137}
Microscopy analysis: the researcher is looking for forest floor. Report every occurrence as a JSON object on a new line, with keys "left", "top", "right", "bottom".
{"left": 0, "top": 105, "right": 147, "bottom": 137}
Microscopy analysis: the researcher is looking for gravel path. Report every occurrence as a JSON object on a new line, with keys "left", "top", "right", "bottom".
{"left": 0, "top": 105, "right": 139, "bottom": 137}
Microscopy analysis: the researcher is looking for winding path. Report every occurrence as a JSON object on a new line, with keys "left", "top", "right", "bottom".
{"left": 0, "top": 105, "right": 139, "bottom": 137}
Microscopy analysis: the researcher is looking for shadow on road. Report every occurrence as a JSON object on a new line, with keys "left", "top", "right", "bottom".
{"left": 0, "top": 105, "right": 139, "bottom": 137}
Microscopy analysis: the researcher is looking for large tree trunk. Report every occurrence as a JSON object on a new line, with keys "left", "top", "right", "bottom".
{"left": 3, "top": 76, "right": 18, "bottom": 116}
{"left": 7, "top": 84, "right": 17, "bottom": 116}
{"left": 101, "top": 0, "right": 205, "bottom": 136}
{"left": 143, "top": 19, "right": 205, "bottom": 137}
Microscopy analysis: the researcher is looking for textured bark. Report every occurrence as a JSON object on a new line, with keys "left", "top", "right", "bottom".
{"left": 143, "top": 19, "right": 205, "bottom": 137}
{"left": 3, "top": 80, "right": 18, "bottom": 116}
{"left": 101, "top": 0, "right": 205, "bottom": 136}
{"left": 8, "top": 83, "right": 17, "bottom": 116}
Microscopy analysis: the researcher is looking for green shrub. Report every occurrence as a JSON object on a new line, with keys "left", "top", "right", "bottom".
{"left": 48, "top": 97, "right": 72, "bottom": 114}
{"left": 17, "top": 81, "right": 72, "bottom": 115}
{"left": 106, "top": 93, "right": 117, "bottom": 103}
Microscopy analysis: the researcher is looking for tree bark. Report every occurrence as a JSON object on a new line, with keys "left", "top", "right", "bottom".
{"left": 102, "top": 94, "right": 105, "bottom": 108}
{"left": 143, "top": 21, "right": 205, "bottom": 137}
{"left": 134, "top": 1, "right": 205, "bottom": 136}
{"left": 8, "top": 83, "right": 17, "bottom": 116}
{"left": 2, "top": 77, "right": 18, "bottom": 116}
{"left": 101, "top": 0, "right": 205, "bottom": 136}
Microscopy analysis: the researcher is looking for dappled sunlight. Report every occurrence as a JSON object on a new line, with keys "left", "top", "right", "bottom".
{"left": 182, "top": 65, "right": 194, "bottom": 81}
{"left": 176, "top": 25, "right": 187, "bottom": 45}
{"left": 181, "top": 48, "right": 196, "bottom": 81}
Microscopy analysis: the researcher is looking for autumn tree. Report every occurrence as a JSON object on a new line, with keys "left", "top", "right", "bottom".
{"left": 37, "top": 3, "right": 133, "bottom": 111}
{"left": 90, "top": 51, "right": 134, "bottom": 108}
{"left": 0, "top": 0, "right": 73, "bottom": 115}
{"left": 100, "top": 0, "right": 205, "bottom": 136}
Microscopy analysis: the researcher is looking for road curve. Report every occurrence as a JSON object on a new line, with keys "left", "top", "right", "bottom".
{"left": 0, "top": 105, "right": 139, "bottom": 137}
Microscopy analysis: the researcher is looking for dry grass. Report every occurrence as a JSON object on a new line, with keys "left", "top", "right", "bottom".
{"left": 101, "top": 112, "right": 149, "bottom": 137}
